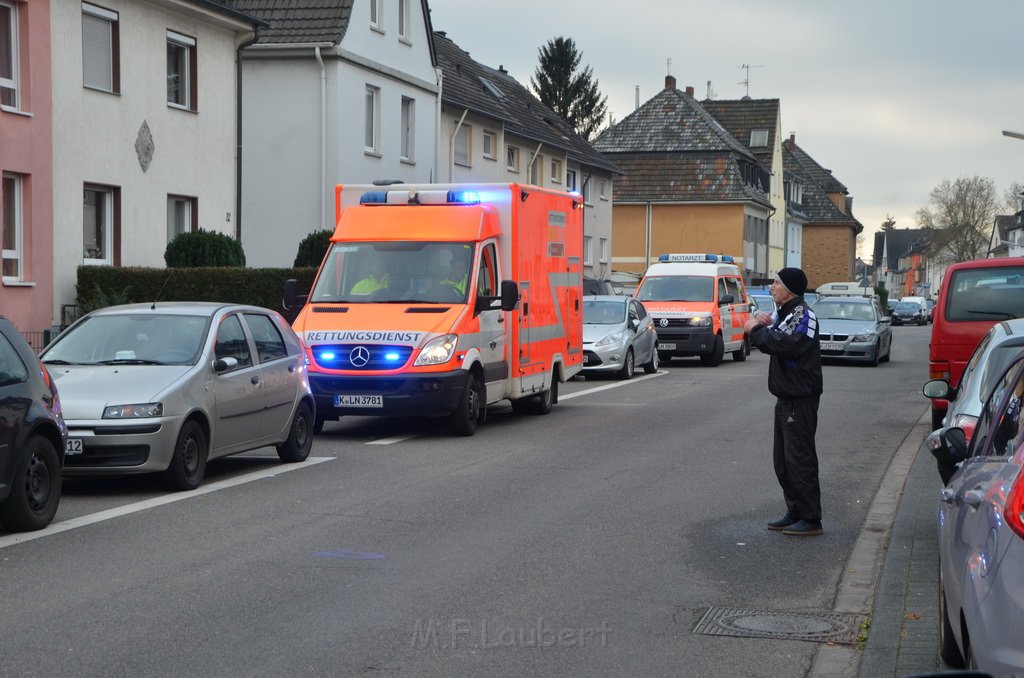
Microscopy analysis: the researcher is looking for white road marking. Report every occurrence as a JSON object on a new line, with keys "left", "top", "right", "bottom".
{"left": 367, "top": 435, "right": 419, "bottom": 445}
{"left": 0, "top": 457, "right": 333, "bottom": 549}
{"left": 558, "top": 369, "right": 666, "bottom": 401}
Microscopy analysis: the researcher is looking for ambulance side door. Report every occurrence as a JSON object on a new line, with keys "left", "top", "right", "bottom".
{"left": 727, "top": 276, "right": 749, "bottom": 344}
{"left": 477, "top": 242, "right": 507, "bottom": 392}
{"left": 716, "top": 277, "right": 735, "bottom": 342}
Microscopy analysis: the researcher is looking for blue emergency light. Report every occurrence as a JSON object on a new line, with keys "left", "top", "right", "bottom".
{"left": 359, "top": 189, "right": 481, "bottom": 205}
{"left": 657, "top": 253, "right": 735, "bottom": 263}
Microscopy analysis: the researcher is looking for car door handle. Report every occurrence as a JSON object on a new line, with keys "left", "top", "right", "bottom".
{"left": 251, "top": 375, "right": 260, "bottom": 385}
{"left": 490, "top": 340, "right": 497, "bottom": 349}
{"left": 962, "top": 489, "right": 984, "bottom": 508}
{"left": 940, "top": 488, "right": 956, "bottom": 504}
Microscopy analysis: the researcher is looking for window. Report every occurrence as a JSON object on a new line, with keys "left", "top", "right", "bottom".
{"left": 83, "top": 184, "right": 118, "bottom": 264}
{"left": 599, "top": 178, "right": 609, "bottom": 200}
{"left": 582, "top": 177, "right": 592, "bottom": 204}
{"left": 82, "top": 3, "right": 119, "bottom": 93}
{"left": 214, "top": 314, "right": 252, "bottom": 370}
{"left": 550, "top": 158, "right": 562, "bottom": 184}
{"left": 482, "top": 130, "right": 496, "bottom": 160}
{"left": 167, "top": 195, "right": 196, "bottom": 242}
{"left": 566, "top": 169, "right": 577, "bottom": 192}
{"left": 369, "top": 0, "right": 382, "bottom": 30}
{"left": 750, "top": 129, "right": 769, "bottom": 147}
{"left": 398, "top": 0, "right": 409, "bottom": 41}
{"left": 506, "top": 144, "right": 519, "bottom": 172}
{"left": 599, "top": 237, "right": 609, "bottom": 263}
{"left": 529, "top": 154, "right": 543, "bottom": 186}
{"left": 478, "top": 243, "right": 497, "bottom": 296}
{"left": 400, "top": 96, "right": 415, "bottom": 161}
{"left": 583, "top": 235, "right": 592, "bottom": 266}
{"left": 0, "top": 331, "right": 28, "bottom": 386}
{"left": 243, "top": 313, "right": 288, "bottom": 362}
{"left": 166, "top": 30, "right": 196, "bottom": 111}
{"left": 2, "top": 172, "right": 22, "bottom": 280}
{"left": 364, "top": 85, "right": 379, "bottom": 152}
{"left": 454, "top": 122, "right": 471, "bottom": 167}
{"left": 0, "top": 1, "right": 18, "bottom": 108}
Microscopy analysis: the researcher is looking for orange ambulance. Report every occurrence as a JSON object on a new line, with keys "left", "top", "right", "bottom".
{"left": 284, "top": 183, "right": 584, "bottom": 436}
{"left": 634, "top": 253, "right": 751, "bottom": 366}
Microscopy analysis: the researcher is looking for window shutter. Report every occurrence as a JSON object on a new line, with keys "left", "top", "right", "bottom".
{"left": 82, "top": 13, "right": 112, "bottom": 90}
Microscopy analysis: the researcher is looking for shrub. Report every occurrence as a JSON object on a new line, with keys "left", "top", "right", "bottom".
{"left": 165, "top": 229, "right": 246, "bottom": 268}
{"left": 293, "top": 229, "right": 333, "bottom": 267}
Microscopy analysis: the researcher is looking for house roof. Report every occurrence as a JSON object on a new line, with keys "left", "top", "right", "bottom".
{"left": 191, "top": 0, "right": 265, "bottom": 26}
{"left": 591, "top": 82, "right": 769, "bottom": 204}
{"left": 433, "top": 31, "right": 619, "bottom": 175}
{"left": 224, "top": 0, "right": 355, "bottom": 44}
{"left": 991, "top": 214, "right": 1017, "bottom": 254}
{"left": 883, "top": 228, "right": 927, "bottom": 269}
{"left": 700, "top": 98, "right": 781, "bottom": 171}
{"left": 782, "top": 138, "right": 861, "bottom": 231}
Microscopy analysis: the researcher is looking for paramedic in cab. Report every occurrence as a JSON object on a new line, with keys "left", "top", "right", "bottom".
{"left": 743, "top": 267, "right": 825, "bottom": 537}
{"left": 440, "top": 257, "right": 470, "bottom": 297}
{"left": 351, "top": 258, "right": 390, "bottom": 295}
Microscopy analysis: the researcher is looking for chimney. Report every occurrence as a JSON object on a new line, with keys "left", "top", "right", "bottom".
{"left": 685, "top": 85, "right": 694, "bottom": 97}
{"left": 498, "top": 65, "right": 507, "bottom": 75}
{"left": 665, "top": 74, "right": 676, "bottom": 90}
{"left": 788, "top": 133, "right": 796, "bottom": 150}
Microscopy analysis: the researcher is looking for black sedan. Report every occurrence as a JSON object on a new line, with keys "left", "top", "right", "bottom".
{"left": 891, "top": 300, "right": 928, "bottom": 326}
{"left": 0, "top": 317, "right": 67, "bottom": 531}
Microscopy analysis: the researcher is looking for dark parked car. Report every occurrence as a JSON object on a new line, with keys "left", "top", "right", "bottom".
{"left": 583, "top": 277, "right": 617, "bottom": 296}
{"left": 891, "top": 300, "right": 928, "bottom": 326}
{"left": 0, "top": 317, "right": 67, "bottom": 532}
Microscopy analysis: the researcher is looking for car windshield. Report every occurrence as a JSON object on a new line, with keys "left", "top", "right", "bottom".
{"left": 636, "top": 276, "right": 714, "bottom": 302}
{"left": 583, "top": 300, "right": 626, "bottom": 325}
{"left": 750, "top": 294, "right": 776, "bottom": 312}
{"left": 814, "top": 301, "right": 875, "bottom": 322}
{"left": 42, "top": 314, "right": 210, "bottom": 365}
{"left": 310, "top": 241, "right": 474, "bottom": 304}
{"left": 894, "top": 302, "right": 920, "bottom": 312}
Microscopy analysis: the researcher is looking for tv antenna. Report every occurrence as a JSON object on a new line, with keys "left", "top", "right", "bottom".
{"left": 738, "top": 64, "right": 763, "bottom": 97}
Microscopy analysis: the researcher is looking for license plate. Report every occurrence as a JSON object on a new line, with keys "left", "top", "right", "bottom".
{"left": 821, "top": 341, "right": 845, "bottom": 351}
{"left": 335, "top": 394, "right": 383, "bottom": 408}
{"left": 658, "top": 343, "right": 676, "bottom": 350}
{"left": 65, "top": 439, "right": 83, "bottom": 455}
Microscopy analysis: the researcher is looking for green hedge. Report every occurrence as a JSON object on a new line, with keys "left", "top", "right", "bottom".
{"left": 75, "top": 266, "right": 318, "bottom": 316}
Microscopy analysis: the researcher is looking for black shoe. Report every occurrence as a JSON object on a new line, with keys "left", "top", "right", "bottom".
{"left": 782, "top": 520, "right": 823, "bottom": 536}
{"left": 767, "top": 515, "right": 798, "bottom": 531}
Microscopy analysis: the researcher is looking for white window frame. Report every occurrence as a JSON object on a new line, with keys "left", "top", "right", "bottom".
{"left": 750, "top": 129, "right": 769, "bottom": 147}
{"left": 599, "top": 237, "right": 609, "bottom": 263}
{"left": 566, "top": 169, "right": 577, "bottom": 192}
{"left": 2, "top": 172, "right": 23, "bottom": 281}
{"left": 369, "top": 0, "right": 382, "bottom": 31}
{"left": 82, "top": 2, "right": 118, "bottom": 93}
{"left": 482, "top": 130, "right": 496, "bottom": 160}
{"left": 550, "top": 158, "right": 562, "bottom": 184}
{"left": 529, "top": 154, "right": 543, "bottom": 186}
{"left": 166, "top": 30, "right": 196, "bottom": 111}
{"left": 582, "top": 177, "right": 592, "bottom": 205}
{"left": 0, "top": 1, "right": 19, "bottom": 110}
{"left": 583, "top": 235, "right": 592, "bottom": 266}
{"left": 167, "top": 195, "right": 196, "bottom": 243}
{"left": 506, "top": 144, "right": 519, "bottom": 172}
{"left": 397, "top": 0, "right": 410, "bottom": 42}
{"left": 83, "top": 185, "right": 114, "bottom": 265}
{"left": 400, "top": 96, "right": 415, "bottom": 162}
{"left": 454, "top": 122, "right": 471, "bottom": 167}
{"left": 599, "top": 178, "right": 609, "bottom": 201}
{"left": 364, "top": 85, "right": 380, "bottom": 154}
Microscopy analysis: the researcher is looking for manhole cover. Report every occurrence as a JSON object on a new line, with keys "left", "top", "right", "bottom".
{"left": 692, "top": 607, "right": 866, "bottom": 644}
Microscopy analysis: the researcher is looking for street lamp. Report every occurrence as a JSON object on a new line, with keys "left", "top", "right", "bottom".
{"left": 1003, "top": 130, "right": 1024, "bottom": 141}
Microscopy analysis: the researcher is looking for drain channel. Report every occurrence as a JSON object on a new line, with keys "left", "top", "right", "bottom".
{"left": 692, "top": 607, "right": 866, "bottom": 645}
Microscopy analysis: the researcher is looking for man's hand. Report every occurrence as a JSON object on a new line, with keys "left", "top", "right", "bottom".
{"left": 743, "top": 312, "right": 772, "bottom": 334}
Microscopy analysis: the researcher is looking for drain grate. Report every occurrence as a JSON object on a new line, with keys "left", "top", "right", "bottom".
{"left": 692, "top": 607, "right": 866, "bottom": 645}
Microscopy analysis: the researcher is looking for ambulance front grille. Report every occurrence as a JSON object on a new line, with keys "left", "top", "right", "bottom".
{"left": 311, "top": 344, "right": 414, "bottom": 370}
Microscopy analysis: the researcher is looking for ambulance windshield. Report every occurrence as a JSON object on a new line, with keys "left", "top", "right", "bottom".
{"left": 310, "top": 242, "right": 475, "bottom": 304}
{"left": 636, "top": 276, "right": 714, "bottom": 303}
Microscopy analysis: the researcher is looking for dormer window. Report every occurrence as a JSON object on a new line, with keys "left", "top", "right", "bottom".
{"left": 750, "top": 129, "right": 769, "bottom": 147}
{"left": 479, "top": 77, "right": 503, "bottom": 99}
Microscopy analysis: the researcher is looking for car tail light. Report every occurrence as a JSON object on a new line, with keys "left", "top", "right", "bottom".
{"left": 930, "top": 363, "right": 951, "bottom": 381}
{"left": 1004, "top": 465, "right": 1024, "bottom": 539}
{"left": 949, "top": 413, "right": 978, "bottom": 443}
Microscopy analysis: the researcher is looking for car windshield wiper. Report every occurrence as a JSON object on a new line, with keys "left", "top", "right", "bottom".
{"left": 42, "top": 358, "right": 74, "bottom": 365}
{"left": 97, "top": 359, "right": 165, "bottom": 365}
{"left": 967, "top": 310, "right": 1016, "bottom": 319}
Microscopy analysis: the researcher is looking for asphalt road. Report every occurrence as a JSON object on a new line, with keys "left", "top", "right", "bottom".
{"left": 0, "top": 325, "right": 933, "bottom": 677}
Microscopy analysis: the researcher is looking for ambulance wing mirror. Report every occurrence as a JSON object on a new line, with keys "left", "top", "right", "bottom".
{"left": 282, "top": 279, "right": 308, "bottom": 311}
{"left": 477, "top": 280, "right": 519, "bottom": 314}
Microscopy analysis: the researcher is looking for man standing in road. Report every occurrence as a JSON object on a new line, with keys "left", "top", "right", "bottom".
{"left": 743, "top": 267, "right": 824, "bottom": 536}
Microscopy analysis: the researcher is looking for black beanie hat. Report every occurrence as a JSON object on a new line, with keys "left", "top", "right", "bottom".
{"left": 777, "top": 267, "right": 808, "bottom": 296}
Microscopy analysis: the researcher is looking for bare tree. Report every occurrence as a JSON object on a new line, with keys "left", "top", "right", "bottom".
{"left": 917, "top": 176, "right": 998, "bottom": 263}
{"left": 1003, "top": 181, "right": 1024, "bottom": 214}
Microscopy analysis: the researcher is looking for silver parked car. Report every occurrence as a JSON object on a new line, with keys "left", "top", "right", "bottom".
{"left": 582, "top": 295, "right": 658, "bottom": 379}
{"left": 41, "top": 303, "right": 315, "bottom": 490}
{"left": 812, "top": 296, "right": 892, "bottom": 366}
{"left": 928, "top": 351, "right": 1024, "bottom": 674}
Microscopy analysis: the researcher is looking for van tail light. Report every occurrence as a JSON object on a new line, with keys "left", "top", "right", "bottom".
{"left": 930, "top": 365, "right": 951, "bottom": 381}
{"left": 1004, "top": 465, "right": 1024, "bottom": 539}
{"left": 949, "top": 413, "right": 978, "bottom": 443}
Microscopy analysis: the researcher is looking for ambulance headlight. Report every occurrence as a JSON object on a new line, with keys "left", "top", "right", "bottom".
{"left": 687, "top": 314, "right": 713, "bottom": 327}
{"left": 595, "top": 331, "right": 625, "bottom": 347}
{"left": 414, "top": 334, "right": 458, "bottom": 366}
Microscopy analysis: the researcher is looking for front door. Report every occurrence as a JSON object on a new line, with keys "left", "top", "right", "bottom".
{"left": 211, "top": 314, "right": 263, "bottom": 452}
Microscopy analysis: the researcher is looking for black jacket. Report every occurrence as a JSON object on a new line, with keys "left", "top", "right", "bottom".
{"left": 749, "top": 296, "right": 823, "bottom": 401}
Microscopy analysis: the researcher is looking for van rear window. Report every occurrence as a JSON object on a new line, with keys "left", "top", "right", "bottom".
{"left": 946, "top": 267, "right": 1024, "bottom": 321}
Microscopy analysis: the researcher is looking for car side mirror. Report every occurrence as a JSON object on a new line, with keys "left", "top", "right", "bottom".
{"left": 720, "top": 293, "right": 734, "bottom": 305}
{"left": 282, "top": 279, "right": 309, "bottom": 311}
{"left": 213, "top": 356, "right": 239, "bottom": 373}
{"left": 880, "top": 316, "right": 892, "bottom": 324}
{"left": 630, "top": 318, "right": 641, "bottom": 331}
{"left": 475, "top": 280, "right": 519, "bottom": 315}
{"left": 935, "top": 427, "right": 969, "bottom": 463}
{"left": 922, "top": 379, "right": 952, "bottom": 400}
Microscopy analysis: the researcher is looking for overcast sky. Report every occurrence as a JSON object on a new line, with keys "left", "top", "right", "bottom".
{"left": 428, "top": 0, "right": 1023, "bottom": 257}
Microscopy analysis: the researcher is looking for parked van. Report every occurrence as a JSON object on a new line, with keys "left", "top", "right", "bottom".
{"left": 816, "top": 281, "right": 878, "bottom": 300}
{"left": 634, "top": 253, "right": 750, "bottom": 366}
{"left": 929, "top": 257, "right": 1024, "bottom": 429}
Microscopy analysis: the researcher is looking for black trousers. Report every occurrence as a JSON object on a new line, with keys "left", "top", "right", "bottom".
{"left": 773, "top": 397, "right": 821, "bottom": 522}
